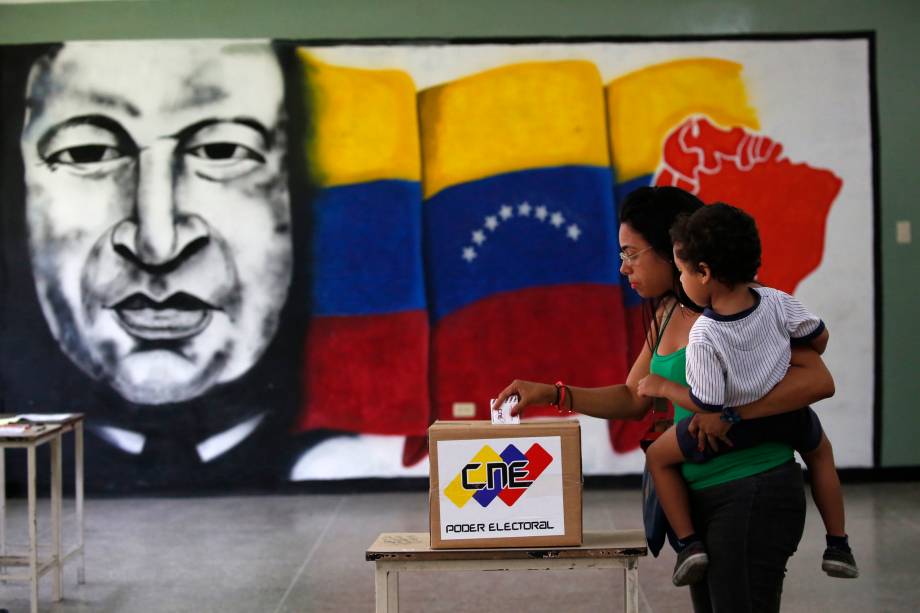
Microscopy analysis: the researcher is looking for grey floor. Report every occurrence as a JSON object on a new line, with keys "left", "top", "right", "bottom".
{"left": 0, "top": 481, "right": 917, "bottom": 612}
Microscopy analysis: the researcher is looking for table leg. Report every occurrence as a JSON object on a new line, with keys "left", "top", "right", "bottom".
{"left": 51, "top": 434, "right": 63, "bottom": 601}
{"left": 388, "top": 568, "right": 399, "bottom": 612}
{"left": 624, "top": 557, "right": 639, "bottom": 613}
{"left": 75, "top": 422, "right": 85, "bottom": 584}
{"left": 374, "top": 566, "right": 400, "bottom": 613}
{"left": 28, "top": 445, "right": 38, "bottom": 613}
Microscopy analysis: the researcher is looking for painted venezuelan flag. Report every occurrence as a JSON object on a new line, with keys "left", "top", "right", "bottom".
{"left": 420, "top": 61, "right": 631, "bottom": 422}
{"left": 297, "top": 53, "right": 430, "bottom": 436}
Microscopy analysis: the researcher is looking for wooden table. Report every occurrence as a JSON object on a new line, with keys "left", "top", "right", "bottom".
{"left": 0, "top": 414, "right": 85, "bottom": 613}
{"left": 366, "top": 531, "right": 647, "bottom": 613}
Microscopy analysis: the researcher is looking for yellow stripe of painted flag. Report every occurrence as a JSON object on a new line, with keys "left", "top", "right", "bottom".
{"left": 443, "top": 445, "right": 503, "bottom": 509}
{"left": 606, "top": 58, "right": 760, "bottom": 183}
{"left": 419, "top": 61, "right": 609, "bottom": 199}
{"left": 298, "top": 50, "right": 421, "bottom": 187}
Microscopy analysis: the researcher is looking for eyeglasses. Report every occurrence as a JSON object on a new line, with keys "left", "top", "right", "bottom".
{"left": 618, "top": 245, "right": 654, "bottom": 263}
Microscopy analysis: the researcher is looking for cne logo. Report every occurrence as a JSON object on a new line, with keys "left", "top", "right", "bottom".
{"left": 444, "top": 443, "right": 553, "bottom": 508}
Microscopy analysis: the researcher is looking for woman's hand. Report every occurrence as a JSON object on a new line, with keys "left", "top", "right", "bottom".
{"left": 492, "top": 380, "right": 555, "bottom": 416}
{"left": 688, "top": 412, "right": 734, "bottom": 452}
{"left": 637, "top": 374, "right": 667, "bottom": 398}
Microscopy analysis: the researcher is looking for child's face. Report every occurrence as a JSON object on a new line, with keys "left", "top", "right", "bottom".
{"left": 673, "top": 245, "right": 710, "bottom": 307}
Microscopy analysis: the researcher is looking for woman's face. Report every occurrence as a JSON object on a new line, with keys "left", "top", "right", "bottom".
{"left": 618, "top": 222, "right": 674, "bottom": 299}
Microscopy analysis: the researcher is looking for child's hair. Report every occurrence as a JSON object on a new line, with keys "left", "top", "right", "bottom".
{"left": 670, "top": 202, "right": 761, "bottom": 286}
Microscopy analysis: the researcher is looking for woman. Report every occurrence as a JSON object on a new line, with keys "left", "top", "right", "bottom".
{"left": 493, "top": 186, "right": 835, "bottom": 612}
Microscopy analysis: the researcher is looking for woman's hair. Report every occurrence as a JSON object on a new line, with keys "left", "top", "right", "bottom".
{"left": 670, "top": 202, "right": 761, "bottom": 287}
{"left": 618, "top": 186, "right": 705, "bottom": 350}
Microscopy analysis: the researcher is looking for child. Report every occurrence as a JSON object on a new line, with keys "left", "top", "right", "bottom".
{"left": 637, "top": 203, "right": 858, "bottom": 586}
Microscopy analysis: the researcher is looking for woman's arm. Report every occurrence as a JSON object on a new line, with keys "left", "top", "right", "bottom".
{"left": 495, "top": 338, "right": 655, "bottom": 421}
{"left": 572, "top": 342, "right": 655, "bottom": 420}
{"left": 688, "top": 346, "right": 836, "bottom": 451}
{"left": 735, "top": 346, "right": 835, "bottom": 419}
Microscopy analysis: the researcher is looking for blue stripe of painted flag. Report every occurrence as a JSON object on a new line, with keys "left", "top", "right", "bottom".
{"left": 311, "top": 180, "right": 426, "bottom": 316}
{"left": 424, "top": 166, "right": 621, "bottom": 322}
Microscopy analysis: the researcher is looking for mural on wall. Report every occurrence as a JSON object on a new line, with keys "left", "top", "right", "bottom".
{"left": 0, "top": 36, "right": 874, "bottom": 492}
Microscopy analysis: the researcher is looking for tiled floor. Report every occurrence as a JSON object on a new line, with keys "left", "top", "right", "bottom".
{"left": 0, "top": 481, "right": 916, "bottom": 612}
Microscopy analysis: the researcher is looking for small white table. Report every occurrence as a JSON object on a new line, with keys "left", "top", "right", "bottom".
{"left": 366, "top": 530, "right": 647, "bottom": 613}
{"left": 0, "top": 414, "right": 85, "bottom": 613}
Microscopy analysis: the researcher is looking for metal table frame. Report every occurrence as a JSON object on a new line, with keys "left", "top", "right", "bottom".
{"left": 366, "top": 530, "right": 647, "bottom": 613}
{"left": 0, "top": 414, "right": 85, "bottom": 613}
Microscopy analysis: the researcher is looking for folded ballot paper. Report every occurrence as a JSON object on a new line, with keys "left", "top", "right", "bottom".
{"left": 490, "top": 396, "right": 521, "bottom": 425}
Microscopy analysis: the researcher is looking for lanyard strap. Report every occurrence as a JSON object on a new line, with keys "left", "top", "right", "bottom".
{"left": 650, "top": 300, "right": 679, "bottom": 417}
{"left": 652, "top": 300, "right": 679, "bottom": 355}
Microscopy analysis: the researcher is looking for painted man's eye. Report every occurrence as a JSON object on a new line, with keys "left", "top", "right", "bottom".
{"left": 46, "top": 144, "right": 125, "bottom": 165}
{"left": 187, "top": 142, "right": 265, "bottom": 163}
{"left": 181, "top": 121, "right": 272, "bottom": 181}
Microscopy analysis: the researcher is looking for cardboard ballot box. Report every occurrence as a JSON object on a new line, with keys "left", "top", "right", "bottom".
{"left": 428, "top": 420, "right": 582, "bottom": 549}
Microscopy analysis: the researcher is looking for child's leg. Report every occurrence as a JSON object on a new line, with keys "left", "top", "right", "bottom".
{"left": 801, "top": 432, "right": 846, "bottom": 536}
{"left": 802, "top": 432, "right": 858, "bottom": 578}
{"left": 647, "top": 426, "right": 696, "bottom": 540}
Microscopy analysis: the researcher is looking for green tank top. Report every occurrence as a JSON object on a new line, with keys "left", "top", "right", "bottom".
{"left": 648, "top": 303, "right": 793, "bottom": 490}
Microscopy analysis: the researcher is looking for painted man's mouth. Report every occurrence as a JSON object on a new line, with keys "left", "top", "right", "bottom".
{"left": 111, "top": 292, "right": 216, "bottom": 341}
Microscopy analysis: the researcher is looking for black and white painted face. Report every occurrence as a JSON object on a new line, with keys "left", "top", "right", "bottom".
{"left": 20, "top": 41, "right": 293, "bottom": 405}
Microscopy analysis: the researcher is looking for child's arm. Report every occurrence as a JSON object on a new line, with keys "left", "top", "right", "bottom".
{"left": 782, "top": 289, "right": 829, "bottom": 354}
{"left": 637, "top": 375, "right": 706, "bottom": 413}
{"left": 807, "top": 327, "right": 830, "bottom": 355}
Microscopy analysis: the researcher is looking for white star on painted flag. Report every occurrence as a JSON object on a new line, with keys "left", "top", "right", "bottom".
{"left": 461, "top": 200, "right": 583, "bottom": 263}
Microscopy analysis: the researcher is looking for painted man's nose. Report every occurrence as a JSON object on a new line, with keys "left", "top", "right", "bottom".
{"left": 111, "top": 145, "right": 210, "bottom": 269}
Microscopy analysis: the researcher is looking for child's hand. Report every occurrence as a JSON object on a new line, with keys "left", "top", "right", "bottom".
{"left": 637, "top": 374, "right": 667, "bottom": 398}
{"left": 688, "top": 413, "right": 734, "bottom": 452}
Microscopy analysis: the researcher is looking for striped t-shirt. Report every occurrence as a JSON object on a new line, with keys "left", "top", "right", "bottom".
{"left": 686, "top": 286, "right": 825, "bottom": 411}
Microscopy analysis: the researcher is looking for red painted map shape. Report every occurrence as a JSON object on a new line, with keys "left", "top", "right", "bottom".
{"left": 655, "top": 116, "right": 842, "bottom": 294}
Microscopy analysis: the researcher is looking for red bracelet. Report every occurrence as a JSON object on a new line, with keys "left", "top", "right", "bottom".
{"left": 555, "top": 380, "right": 574, "bottom": 415}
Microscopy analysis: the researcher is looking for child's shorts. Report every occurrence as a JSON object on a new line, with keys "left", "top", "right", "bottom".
{"left": 675, "top": 406, "right": 823, "bottom": 464}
